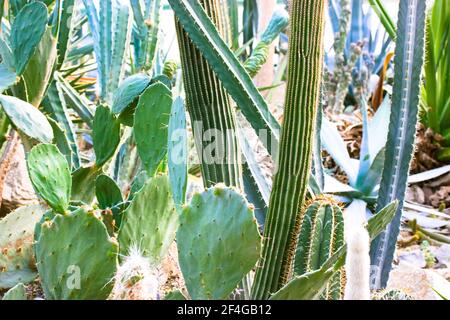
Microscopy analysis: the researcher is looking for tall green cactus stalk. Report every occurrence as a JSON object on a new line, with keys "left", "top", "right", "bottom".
{"left": 294, "top": 197, "right": 345, "bottom": 300}
{"left": 369, "top": 0, "right": 426, "bottom": 289}
{"left": 174, "top": 0, "right": 242, "bottom": 189}
{"left": 251, "top": 1, "right": 326, "bottom": 299}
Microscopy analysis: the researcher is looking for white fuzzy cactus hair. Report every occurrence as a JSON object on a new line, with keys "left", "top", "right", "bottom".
{"left": 110, "top": 244, "right": 160, "bottom": 300}
{"left": 343, "top": 201, "right": 371, "bottom": 300}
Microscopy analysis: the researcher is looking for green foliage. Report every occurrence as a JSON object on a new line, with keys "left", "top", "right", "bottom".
{"left": 95, "top": 174, "right": 123, "bottom": 210}
{"left": 0, "top": 95, "right": 53, "bottom": 144}
{"left": 174, "top": 0, "right": 243, "bottom": 189}
{"left": 112, "top": 73, "right": 151, "bottom": 117}
{"left": 177, "top": 185, "right": 261, "bottom": 300}
{"left": 35, "top": 208, "right": 118, "bottom": 300}
{"left": 0, "top": 205, "right": 46, "bottom": 289}
{"left": 422, "top": 0, "right": 450, "bottom": 161}
{"left": 130, "top": 0, "right": 162, "bottom": 70}
{"left": 134, "top": 82, "right": 172, "bottom": 176}
{"left": 21, "top": 27, "right": 57, "bottom": 107}
{"left": 71, "top": 165, "right": 102, "bottom": 204}
{"left": 321, "top": 97, "right": 391, "bottom": 202}
{"left": 44, "top": 80, "right": 80, "bottom": 169}
{"left": 93, "top": 105, "right": 120, "bottom": 167}
{"left": 27, "top": 144, "right": 72, "bottom": 214}
{"left": 48, "top": 118, "right": 73, "bottom": 168}
{"left": 118, "top": 175, "right": 178, "bottom": 263}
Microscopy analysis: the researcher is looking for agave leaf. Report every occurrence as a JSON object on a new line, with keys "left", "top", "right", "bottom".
{"left": 321, "top": 116, "right": 357, "bottom": 184}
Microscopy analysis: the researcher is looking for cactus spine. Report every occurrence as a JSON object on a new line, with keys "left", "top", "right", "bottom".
{"left": 174, "top": 0, "right": 242, "bottom": 188}
{"left": 251, "top": 1, "right": 326, "bottom": 299}
{"left": 293, "top": 198, "right": 345, "bottom": 300}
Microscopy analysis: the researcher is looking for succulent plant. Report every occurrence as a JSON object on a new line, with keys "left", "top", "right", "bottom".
{"left": 177, "top": 185, "right": 261, "bottom": 300}
{"left": 27, "top": 144, "right": 71, "bottom": 214}
{"left": 34, "top": 207, "right": 118, "bottom": 300}
{"left": 0, "top": 205, "right": 46, "bottom": 289}
{"left": 251, "top": 0, "right": 327, "bottom": 299}
{"left": 294, "top": 197, "right": 345, "bottom": 300}
{"left": 118, "top": 174, "right": 178, "bottom": 263}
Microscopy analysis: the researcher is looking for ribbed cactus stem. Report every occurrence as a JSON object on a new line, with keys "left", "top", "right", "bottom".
{"left": 294, "top": 197, "right": 345, "bottom": 300}
{"left": 175, "top": 0, "right": 242, "bottom": 189}
{"left": 251, "top": 1, "right": 326, "bottom": 299}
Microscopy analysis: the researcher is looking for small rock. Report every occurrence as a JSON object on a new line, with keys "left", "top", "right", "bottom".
{"left": 387, "top": 261, "right": 450, "bottom": 300}
{"left": 1, "top": 144, "right": 38, "bottom": 216}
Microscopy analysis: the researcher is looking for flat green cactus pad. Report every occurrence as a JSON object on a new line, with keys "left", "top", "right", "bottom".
{"left": 95, "top": 174, "right": 123, "bottom": 210}
{"left": 0, "top": 205, "right": 46, "bottom": 289}
{"left": 168, "top": 97, "right": 188, "bottom": 211}
{"left": 0, "top": 95, "right": 53, "bottom": 143}
{"left": 177, "top": 185, "right": 262, "bottom": 299}
{"left": 112, "top": 73, "right": 150, "bottom": 115}
{"left": 93, "top": 105, "right": 120, "bottom": 167}
{"left": 27, "top": 144, "right": 71, "bottom": 213}
{"left": 2, "top": 283, "right": 27, "bottom": 300}
{"left": 119, "top": 175, "right": 178, "bottom": 263}
{"left": 71, "top": 165, "right": 102, "bottom": 204}
{"left": 134, "top": 82, "right": 172, "bottom": 176}
{"left": 35, "top": 208, "right": 118, "bottom": 300}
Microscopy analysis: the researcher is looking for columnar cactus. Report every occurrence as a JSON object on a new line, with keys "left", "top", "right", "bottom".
{"left": 370, "top": 0, "right": 427, "bottom": 289}
{"left": 294, "top": 198, "right": 345, "bottom": 300}
{"left": 251, "top": 0, "right": 326, "bottom": 299}
{"left": 174, "top": 0, "right": 242, "bottom": 188}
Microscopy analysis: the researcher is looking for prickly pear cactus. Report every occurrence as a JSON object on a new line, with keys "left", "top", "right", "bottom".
{"left": 95, "top": 174, "right": 123, "bottom": 221}
{"left": 134, "top": 82, "right": 173, "bottom": 176}
{"left": 177, "top": 185, "right": 261, "bottom": 300}
{"left": 27, "top": 144, "right": 71, "bottom": 214}
{"left": 2, "top": 282, "right": 27, "bottom": 300}
{"left": 118, "top": 175, "right": 178, "bottom": 263}
{"left": 0, "top": 95, "right": 53, "bottom": 144}
{"left": 71, "top": 165, "right": 102, "bottom": 204}
{"left": 294, "top": 197, "right": 345, "bottom": 300}
{"left": 168, "top": 97, "right": 188, "bottom": 211}
{"left": 93, "top": 105, "right": 121, "bottom": 167}
{"left": 0, "top": 205, "right": 46, "bottom": 289}
{"left": 35, "top": 208, "right": 118, "bottom": 300}
{"left": 112, "top": 73, "right": 151, "bottom": 117}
